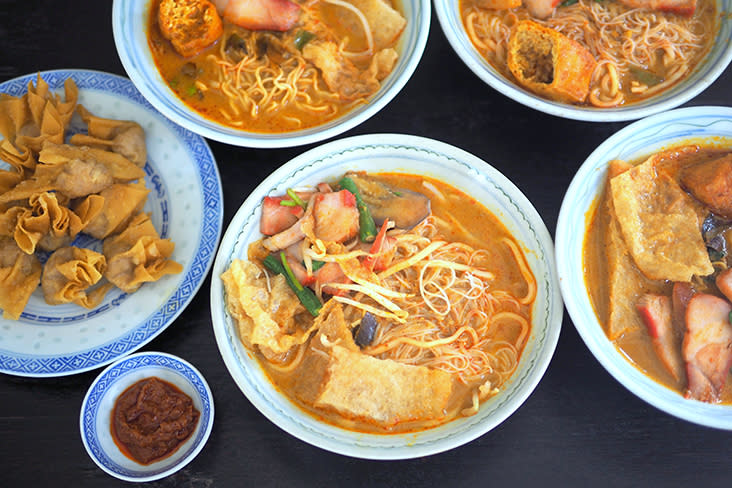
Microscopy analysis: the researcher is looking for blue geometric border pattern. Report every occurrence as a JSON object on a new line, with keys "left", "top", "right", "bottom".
{"left": 81, "top": 353, "right": 213, "bottom": 478}
{"left": 0, "top": 70, "right": 223, "bottom": 376}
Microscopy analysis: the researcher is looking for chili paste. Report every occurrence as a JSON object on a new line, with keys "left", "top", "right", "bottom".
{"left": 111, "top": 377, "right": 200, "bottom": 465}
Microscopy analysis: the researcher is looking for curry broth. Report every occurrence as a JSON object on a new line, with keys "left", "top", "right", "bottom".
{"left": 147, "top": 0, "right": 402, "bottom": 133}
{"left": 583, "top": 147, "right": 732, "bottom": 403}
{"left": 258, "top": 173, "right": 534, "bottom": 433}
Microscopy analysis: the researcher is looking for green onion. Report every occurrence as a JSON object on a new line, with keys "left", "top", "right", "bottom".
{"left": 186, "top": 85, "right": 198, "bottom": 97}
{"left": 280, "top": 251, "right": 303, "bottom": 291}
{"left": 169, "top": 77, "right": 180, "bottom": 88}
{"left": 729, "top": 311, "right": 732, "bottom": 324}
{"left": 294, "top": 30, "right": 316, "bottom": 50}
{"left": 286, "top": 188, "right": 307, "bottom": 209}
{"left": 310, "top": 260, "right": 325, "bottom": 272}
{"left": 339, "top": 176, "right": 377, "bottom": 242}
{"left": 262, "top": 253, "right": 322, "bottom": 316}
{"left": 561, "top": 0, "right": 578, "bottom": 6}
{"left": 629, "top": 66, "right": 662, "bottom": 87}
{"left": 279, "top": 199, "right": 298, "bottom": 207}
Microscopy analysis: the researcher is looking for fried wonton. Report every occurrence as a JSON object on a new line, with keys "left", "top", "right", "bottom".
{"left": 314, "top": 344, "right": 454, "bottom": 427}
{"left": 74, "top": 181, "right": 149, "bottom": 239}
{"left": 0, "top": 236, "right": 42, "bottom": 320}
{"left": 221, "top": 259, "right": 316, "bottom": 355}
{"left": 0, "top": 139, "right": 36, "bottom": 178}
{"left": 70, "top": 106, "right": 147, "bottom": 167}
{"left": 610, "top": 153, "right": 713, "bottom": 282}
{"left": 0, "top": 92, "right": 29, "bottom": 145}
{"left": 103, "top": 213, "right": 182, "bottom": 293}
{"left": 41, "top": 246, "right": 113, "bottom": 308}
{"left": 7, "top": 192, "right": 85, "bottom": 254}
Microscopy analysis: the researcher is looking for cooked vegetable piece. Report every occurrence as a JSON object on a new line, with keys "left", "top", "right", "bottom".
{"left": 343, "top": 173, "right": 430, "bottom": 230}
{"left": 262, "top": 253, "right": 322, "bottom": 316}
{"left": 354, "top": 312, "right": 379, "bottom": 348}
{"left": 338, "top": 176, "right": 377, "bottom": 242}
{"left": 286, "top": 188, "right": 307, "bottom": 209}
{"left": 294, "top": 30, "right": 316, "bottom": 50}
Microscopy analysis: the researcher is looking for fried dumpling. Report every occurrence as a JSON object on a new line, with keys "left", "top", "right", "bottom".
{"left": 0, "top": 92, "right": 29, "bottom": 145}
{"left": 0, "top": 236, "right": 42, "bottom": 320}
{"left": 103, "top": 213, "right": 182, "bottom": 293}
{"left": 75, "top": 181, "right": 150, "bottom": 239}
{"left": 0, "top": 139, "right": 37, "bottom": 179}
{"left": 41, "top": 246, "right": 113, "bottom": 308}
{"left": 3, "top": 192, "right": 84, "bottom": 254}
{"left": 70, "top": 106, "right": 147, "bottom": 167}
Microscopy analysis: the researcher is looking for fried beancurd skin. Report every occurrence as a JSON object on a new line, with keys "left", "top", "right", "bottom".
{"left": 158, "top": 0, "right": 224, "bottom": 58}
{"left": 507, "top": 20, "right": 596, "bottom": 104}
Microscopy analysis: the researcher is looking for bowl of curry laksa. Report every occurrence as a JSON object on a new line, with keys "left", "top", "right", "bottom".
{"left": 113, "top": 0, "right": 429, "bottom": 147}
{"left": 210, "top": 134, "right": 562, "bottom": 458}
{"left": 557, "top": 106, "right": 732, "bottom": 428}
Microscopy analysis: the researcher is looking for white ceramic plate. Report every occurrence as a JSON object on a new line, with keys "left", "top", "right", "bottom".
{"left": 433, "top": 0, "right": 732, "bottom": 121}
{"left": 112, "top": 0, "right": 431, "bottom": 148}
{"left": 210, "top": 134, "right": 563, "bottom": 459}
{"left": 556, "top": 105, "right": 732, "bottom": 428}
{"left": 0, "top": 69, "right": 223, "bottom": 377}
{"left": 80, "top": 351, "right": 214, "bottom": 482}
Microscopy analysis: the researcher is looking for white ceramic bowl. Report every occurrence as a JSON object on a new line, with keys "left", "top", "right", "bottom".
{"left": 433, "top": 0, "right": 732, "bottom": 122}
{"left": 556, "top": 106, "right": 732, "bottom": 428}
{"left": 210, "top": 133, "right": 563, "bottom": 459}
{"left": 112, "top": 0, "right": 430, "bottom": 148}
{"left": 80, "top": 352, "right": 214, "bottom": 482}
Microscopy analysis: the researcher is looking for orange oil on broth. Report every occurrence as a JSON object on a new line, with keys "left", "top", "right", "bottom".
{"left": 259, "top": 173, "right": 534, "bottom": 433}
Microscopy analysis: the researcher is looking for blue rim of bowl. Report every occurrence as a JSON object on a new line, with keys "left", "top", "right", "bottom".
{"left": 556, "top": 105, "right": 732, "bottom": 428}
{"left": 112, "top": 0, "right": 431, "bottom": 148}
{"left": 79, "top": 351, "right": 214, "bottom": 482}
{"left": 210, "top": 133, "right": 564, "bottom": 458}
{"left": 433, "top": 0, "right": 732, "bottom": 121}
{"left": 0, "top": 69, "right": 224, "bottom": 377}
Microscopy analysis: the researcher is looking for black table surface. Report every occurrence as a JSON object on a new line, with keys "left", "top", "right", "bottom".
{"left": 1, "top": 1, "right": 731, "bottom": 486}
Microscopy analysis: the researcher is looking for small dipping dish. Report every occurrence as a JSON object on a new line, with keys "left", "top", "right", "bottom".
{"left": 79, "top": 351, "right": 214, "bottom": 482}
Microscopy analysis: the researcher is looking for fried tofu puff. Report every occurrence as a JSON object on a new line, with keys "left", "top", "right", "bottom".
{"left": 158, "top": 0, "right": 224, "bottom": 58}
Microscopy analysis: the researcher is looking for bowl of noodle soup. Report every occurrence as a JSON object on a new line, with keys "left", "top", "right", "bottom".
{"left": 434, "top": 0, "right": 732, "bottom": 121}
{"left": 112, "top": 0, "right": 430, "bottom": 147}
{"left": 210, "top": 134, "right": 563, "bottom": 458}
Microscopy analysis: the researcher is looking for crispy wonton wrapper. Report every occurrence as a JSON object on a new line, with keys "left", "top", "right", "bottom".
{"left": 0, "top": 236, "right": 42, "bottom": 320}
{"left": 6, "top": 192, "right": 85, "bottom": 254}
{"left": 41, "top": 246, "right": 113, "bottom": 308}
{"left": 103, "top": 213, "right": 182, "bottom": 293}
{"left": 74, "top": 181, "right": 149, "bottom": 239}
{"left": 221, "top": 258, "right": 316, "bottom": 355}
{"left": 70, "top": 105, "right": 147, "bottom": 167}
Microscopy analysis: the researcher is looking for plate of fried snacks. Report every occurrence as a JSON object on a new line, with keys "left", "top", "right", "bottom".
{"left": 0, "top": 69, "right": 223, "bottom": 377}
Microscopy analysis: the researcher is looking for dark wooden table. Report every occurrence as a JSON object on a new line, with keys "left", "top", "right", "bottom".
{"left": 1, "top": 1, "right": 731, "bottom": 486}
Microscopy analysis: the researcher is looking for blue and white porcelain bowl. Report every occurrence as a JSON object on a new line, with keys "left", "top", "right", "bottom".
{"left": 80, "top": 352, "right": 214, "bottom": 482}
{"left": 112, "top": 0, "right": 430, "bottom": 148}
{"left": 210, "top": 133, "right": 563, "bottom": 459}
{"left": 434, "top": 0, "right": 732, "bottom": 121}
{"left": 556, "top": 106, "right": 732, "bottom": 428}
